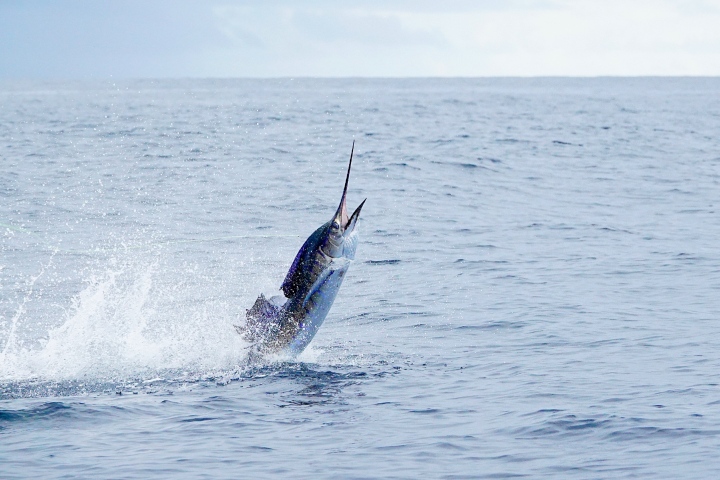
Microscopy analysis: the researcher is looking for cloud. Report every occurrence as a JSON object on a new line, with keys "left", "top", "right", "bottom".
{"left": 204, "top": 5, "right": 449, "bottom": 76}
{"left": 1, "top": 0, "right": 719, "bottom": 77}
{"left": 291, "top": 9, "right": 446, "bottom": 47}
{"left": 0, "top": 1, "right": 228, "bottom": 78}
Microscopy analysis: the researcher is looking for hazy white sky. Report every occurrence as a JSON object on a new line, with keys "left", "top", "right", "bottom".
{"left": 2, "top": 0, "right": 719, "bottom": 78}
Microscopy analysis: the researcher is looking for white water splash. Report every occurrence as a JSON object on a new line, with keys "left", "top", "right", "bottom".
{"left": 0, "top": 258, "right": 250, "bottom": 382}
{"left": 0, "top": 252, "right": 55, "bottom": 372}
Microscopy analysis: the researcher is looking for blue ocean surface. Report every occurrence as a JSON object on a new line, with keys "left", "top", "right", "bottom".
{"left": 1, "top": 78, "right": 720, "bottom": 478}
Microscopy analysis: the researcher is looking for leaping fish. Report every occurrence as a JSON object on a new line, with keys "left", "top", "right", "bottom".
{"left": 236, "top": 142, "right": 366, "bottom": 357}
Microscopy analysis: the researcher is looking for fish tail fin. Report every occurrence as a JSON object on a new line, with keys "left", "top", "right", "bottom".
{"left": 237, "top": 294, "right": 285, "bottom": 343}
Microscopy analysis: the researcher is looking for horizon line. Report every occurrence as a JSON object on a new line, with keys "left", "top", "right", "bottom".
{"left": 2, "top": 74, "right": 720, "bottom": 82}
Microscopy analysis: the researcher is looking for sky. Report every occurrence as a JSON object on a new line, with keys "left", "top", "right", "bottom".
{"left": 1, "top": 0, "right": 719, "bottom": 78}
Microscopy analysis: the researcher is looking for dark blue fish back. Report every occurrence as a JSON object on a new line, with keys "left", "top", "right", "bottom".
{"left": 281, "top": 222, "right": 330, "bottom": 298}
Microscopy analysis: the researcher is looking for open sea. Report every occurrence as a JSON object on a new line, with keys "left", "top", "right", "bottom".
{"left": 1, "top": 78, "right": 720, "bottom": 478}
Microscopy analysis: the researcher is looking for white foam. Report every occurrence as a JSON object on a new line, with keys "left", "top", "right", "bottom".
{"left": 0, "top": 257, "right": 251, "bottom": 382}
{"left": 297, "top": 344, "right": 324, "bottom": 363}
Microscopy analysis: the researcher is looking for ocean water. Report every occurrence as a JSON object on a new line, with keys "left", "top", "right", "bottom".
{"left": 1, "top": 78, "right": 720, "bottom": 478}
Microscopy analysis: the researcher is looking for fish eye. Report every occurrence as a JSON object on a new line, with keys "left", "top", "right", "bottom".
{"left": 332, "top": 221, "right": 340, "bottom": 230}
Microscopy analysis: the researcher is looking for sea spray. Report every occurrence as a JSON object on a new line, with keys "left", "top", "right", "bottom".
{"left": 0, "top": 255, "right": 250, "bottom": 382}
